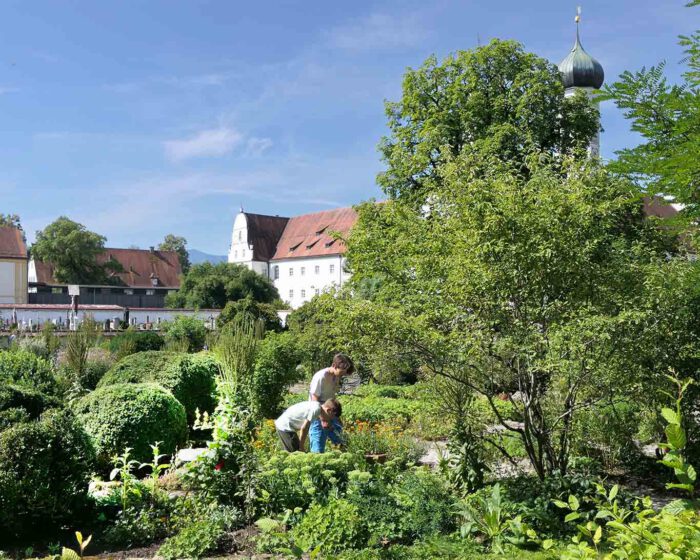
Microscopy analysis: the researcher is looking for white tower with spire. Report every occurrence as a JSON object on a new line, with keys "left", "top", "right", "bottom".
{"left": 558, "top": 7, "right": 605, "bottom": 156}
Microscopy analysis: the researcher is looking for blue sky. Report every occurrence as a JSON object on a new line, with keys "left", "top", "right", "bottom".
{"left": 0, "top": 0, "right": 696, "bottom": 254}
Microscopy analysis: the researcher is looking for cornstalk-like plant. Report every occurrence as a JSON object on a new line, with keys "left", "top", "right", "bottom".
{"left": 65, "top": 316, "right": 99, "bottom": 378}
{"left": 214, "top": 314, "right": 264, "bottom": 404}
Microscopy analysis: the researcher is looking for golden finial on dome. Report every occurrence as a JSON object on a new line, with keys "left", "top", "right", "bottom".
{"left": 575, "top": 6, "right": 581, "bottom": 24}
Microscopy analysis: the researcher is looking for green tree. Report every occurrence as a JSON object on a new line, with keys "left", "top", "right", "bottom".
{"left": 158, "top": 234, "right": 191, "bottom": 274}
{"left": 347, "top": 153, "right": 683, "bottom": 478}
{"left": 165, "top": 262, "right": 280, "bottom": 309}
{"left": 0, "top": 214, "right": 25, "bottom": 242}
{"left": 378, "top": 39, "right": 599, "bottom": 204}
{"left": 601, "top": 1, "right": 700, "bottom": 215}
{"left": 31, "top": 217, "right": 121, "bottom": 284}
{"left": 217, "top": 295, "right": 282, "bottom": 332}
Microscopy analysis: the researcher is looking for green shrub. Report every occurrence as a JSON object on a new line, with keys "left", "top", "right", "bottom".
{"left": 291, "top": 498, "right": 368, "bottom": 554}
{"left": 0, "top": 349, "right": 56, "bottom": 394}
{"left": 0, "top": 384, "right": 59, "bottom": 430}
{"left": 74, "top": 383, "right": 187, "bottom": 465}
{"left": 0, "top": 409, "right": 95, "bottom": 540}
{"left": 109, "top": 329, "right": 164, "bottom": 356}
{"left": 251, "top": 331, "right": 302, "bottom": 419}
{"left": 257, "top": 451, "right": 363, "bottom": 514}
{"left": 162, "top": 316, "right": 208, "bottom": 352}
{"left": 16, "top": 336, "right": 50, "bottom": 358}
{"left": 99, "top": 351, "right": 217, "bottom": 422}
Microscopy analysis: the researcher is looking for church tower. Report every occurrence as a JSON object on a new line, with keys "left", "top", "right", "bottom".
{"left": 558, "top": 8, "right": 605, "bottom": 156}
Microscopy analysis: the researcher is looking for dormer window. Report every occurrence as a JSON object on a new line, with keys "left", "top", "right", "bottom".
{"left": 306, "top": 239, "right": 319, "bottom": 249}
{"left": 315, "top": 225, "right": 328, "bottom": 235}
{"left": 324, "top": 239, "right": 336, "bottom": 248}
{"left": 289, "top": 241, "right": 302, "bottom": 252}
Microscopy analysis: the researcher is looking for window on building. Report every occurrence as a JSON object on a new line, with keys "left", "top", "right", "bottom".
{"left": 315, "top": 265, "right": 320, "bottom": 274}
{"left": 238, "top": 231, "right": 242, "bottom": 241}
{"left": 289, "top": 289, "right": 294, "bottom": 299}
{"left": 234, "top": 250, "right": 238, "bottom": 258}
{"left": 124, "top": 289, "right": 134, "bottom": 295}
{"left": 315, "top": 288, "right": 320, "bottom": 295}
{"left": 273, "top": 265, "right": 279, "bottom": 280}
{"left": 301, "top": 289, "right": 306, "bottom": 298}
{"left": 301, "top": 266, "right": 305, "bottom": 276}
{"left": 289, "top": 267, "right": 294, "bottom": 276}
{"left": 51, "top": 287, "right": 63, "bottom": 294}
{"left": 241, "top": 249, "right": 245, "bottom": 258}
{"left": 146, "top": 289, "right": 155, "bottom": 296}
{"left": 330, "top": 264, "right": 335, "bottom": 274}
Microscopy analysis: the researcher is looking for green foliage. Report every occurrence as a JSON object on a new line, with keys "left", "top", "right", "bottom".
{"left": 165, "top": 261, "right": 280, "bottom": 309}
{"left": 30, "top": 216, "right": 122, "bottom": 284}
{"left": 159, "top": 233, "right": 191, "bottom": 275}
{"left": 217, "top": 295, "right": 282, "bottom": 332}
{"left": 0, "top": 348, "right": 57, "bottom": 394}
{"left": 0, "top": 384, "right": 59, "bottom": 430}
{"left": 162, "top": 316, "right": 208, "bottom": 352}
{"left": 257, "top": 451, "right": 362, "bottom": 514}
{"left": 0, "top": 409, "right": 95, "bottom": 540}
{"left": 600, "top": 3, "right": 700, "bottom": 217}
{"left": 158, "top": 517, "right": 227, "bottom": 560}
{"left": 73, "top": 382, "right": 187, "bottom": 466}
{"left": 98, "top": 350, "right": 216, "bottom": 423}
{"left": 344, "top": 421, "right": 425, "bottom": 465}
{"left": 250, "top": 331, "right": 303, "bottom": 419}
{"left": 65, "top": 318, "right": 100, "bottom": 382}
{"left": 378, "top": 39, "right": 598, "bottom": 203}
{"left": 108, "top": 329, "right": 164, "bottom": 357}
{"left": 291, "top": 498, "right": 368, "bottom": 555}
{"left": 0, "top": 213, "right": 22, "bottom": 232}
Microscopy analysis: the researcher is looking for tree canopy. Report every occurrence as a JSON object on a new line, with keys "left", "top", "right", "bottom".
{"left": 31, "top": 217, "right": 121, "bottom": 284}
{"left": 601, "top": 2, "right": 700, "bottom": 215}
{"left": 158, "top": 234, "right": 191, "bottom": 275}
{"left": 378, "top": 39, "right": 599, "bottom": 204}
{"left": 165, "top": 262, "right": 280, "bottom": 309}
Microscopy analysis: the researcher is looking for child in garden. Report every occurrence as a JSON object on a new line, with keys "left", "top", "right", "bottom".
{"left": 307, "top": 353, "right": 353, "bottom": 452}
{"left": 274, "top": 398, "right": 341, "bottom": 452}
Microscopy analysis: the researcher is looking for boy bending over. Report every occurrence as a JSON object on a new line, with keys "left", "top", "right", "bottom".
{"left": 274, "top": 399, "right": 341, "bottom": 452}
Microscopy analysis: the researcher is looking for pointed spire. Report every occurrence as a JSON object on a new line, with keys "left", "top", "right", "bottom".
{"left": 239, "top": 203, "right": 245, "bottom": 213}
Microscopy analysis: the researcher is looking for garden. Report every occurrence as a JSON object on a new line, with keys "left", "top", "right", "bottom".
{"left": 4, "top": 4, "right": 700, "bottom": 558}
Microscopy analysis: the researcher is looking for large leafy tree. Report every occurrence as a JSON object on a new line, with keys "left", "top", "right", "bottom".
{"left": 31, "top": 217, "right": 121, "bottom": 284}
{"left": 378, "top": 39, "right": 599, "bottom": 204}
{"left": 347, "top": 151, "right": 686, "bottom": 478}
{"left": 601, "top": 1, "right": 700, "bottom": 215}
{"left": 166, "top": 262, "right": 280, "bottom": 309}
{"left": 158, "top": 234, "right": 191, "bottom": 274}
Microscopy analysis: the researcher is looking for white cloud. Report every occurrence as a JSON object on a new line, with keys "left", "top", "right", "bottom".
{"left": 245, "top": 137, "right": 273, "bottom": 157}
{"left": 325, "top": 13, "right": 428, "bottom": 52}
{"left": 164, "top": 127, "right": 243, "bottom": 161}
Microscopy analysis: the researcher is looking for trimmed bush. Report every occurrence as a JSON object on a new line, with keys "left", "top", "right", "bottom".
{"left": 162, "top": 315, "right": 208, "bottom": 352}
{"left": 0, "top": 349, "right": 56, "bottom": 394}
{"left": 74, "top": 383, "right": 187, "bottom": 465}
{"left": 0, "top": 384, "right": 59, "bottom": 430}
{"left": 109, "top": 330, "right": 164, "bottom": 356}
{"left": 0, "top": 409, "right": 95, "bottom": 540}
{"left": 99, "top": 351, "right": 217, "bottom": 422}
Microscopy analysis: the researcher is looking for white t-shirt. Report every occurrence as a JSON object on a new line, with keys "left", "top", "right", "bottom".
{"left": 275, "top": 401, "right": 323, "bottom": 432}
{"left": 309, "top": 367, "right": 339, "bottom": 402}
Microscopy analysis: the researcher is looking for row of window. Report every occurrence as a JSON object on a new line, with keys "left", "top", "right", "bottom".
{"left": 273, "top": 264, "right": 336, "bottom": 280}
{"left": 289, "top": 288, "right": 320, "bottom": 300}
{"left": 232, "top": 249, "right": 246, "bottom": 259}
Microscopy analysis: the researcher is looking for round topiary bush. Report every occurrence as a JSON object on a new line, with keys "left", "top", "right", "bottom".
{"left": 0, "top": 384, "right": 60, "bottom": 430}
{"left": 74, "top": 383, "right": 187, "bottom": 466}
{"left": 98, "top": 351, "right": 218, "bottom": 422}
{"left": 0, "top": 409, "right": 96, "bottom": 540}
{"left": 0, "top": 349, "right": 57, "bottom": 394}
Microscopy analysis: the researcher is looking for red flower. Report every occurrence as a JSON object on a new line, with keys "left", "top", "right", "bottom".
{"left": 215, "top": 460, "right": 225, "bottom": 471}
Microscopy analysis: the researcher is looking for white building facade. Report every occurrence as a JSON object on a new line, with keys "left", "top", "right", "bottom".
{"left": 228, "top": 207, "right": 356, "bottom": 309}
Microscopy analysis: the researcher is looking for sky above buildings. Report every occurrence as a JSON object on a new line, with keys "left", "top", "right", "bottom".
{"left": 0, "top": 0, "right": 696, "bottom": 254}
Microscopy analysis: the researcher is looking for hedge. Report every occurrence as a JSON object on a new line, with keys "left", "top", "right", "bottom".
{"left": 0, "top": 384, "right": 60, "bottom": 431}
{"left": 0, "top": 349, "right": 57, "bottom": 394}
{"left": 74, "top": 382, "right": 187, "bottom": 466}
{"left": 109, "top": 330, "right": 164, "bottom": 355}
{"left": 98, "top": 351, "right": 218, "bottom": 422}
{"left": 0, "top": 409, "right": 96, "bottom": 540}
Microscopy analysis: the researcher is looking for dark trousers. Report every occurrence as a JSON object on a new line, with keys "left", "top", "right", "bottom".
{"left": 277, "top": 429, "right": 301, "bottom": 452}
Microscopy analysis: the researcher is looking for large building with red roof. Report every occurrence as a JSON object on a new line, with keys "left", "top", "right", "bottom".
{"left": 228, "top": 207, "right": 357, "bottom": 308}
{"left": 0, "top": 226, "right": 28, "bottom": 304}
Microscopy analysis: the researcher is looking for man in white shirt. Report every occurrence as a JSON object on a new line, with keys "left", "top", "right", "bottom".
{"left": 275, "top": 399, "right": 342, "bottom": 452}
{"left": 308, "top": 353, "right": 355, "bottom": 402}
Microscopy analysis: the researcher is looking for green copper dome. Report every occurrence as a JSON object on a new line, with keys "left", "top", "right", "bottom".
{"left": 558, "top": 26, "right": 604, "bottom": 89}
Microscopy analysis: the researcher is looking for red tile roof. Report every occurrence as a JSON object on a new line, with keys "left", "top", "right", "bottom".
{"left": 0, "top": 227, "right": 27, "bottom": 259}
{"left": 244, "top": 213, "right": 290, "bottom": 261}
{"left": 33, "top": 248, "right": 182, "bottom": 288}
{"left": 272, "top": 207, "right": 357, "bottom": 260}
{"left": 643, "top": 196, "right": 680, "bottom": 219}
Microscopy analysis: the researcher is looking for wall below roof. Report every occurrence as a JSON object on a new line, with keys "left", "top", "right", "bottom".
{"left": 0, "top": 258, "right": 27, "bottom": 304}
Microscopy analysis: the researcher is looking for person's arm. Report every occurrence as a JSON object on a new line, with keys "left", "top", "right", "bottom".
{"left": 298, "top": 420, "right": 311, "bottom": 451}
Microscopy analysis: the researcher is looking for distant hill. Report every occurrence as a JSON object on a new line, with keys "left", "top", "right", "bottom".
{"left": 189, "top": 249, "right": 227, "bottom": 265}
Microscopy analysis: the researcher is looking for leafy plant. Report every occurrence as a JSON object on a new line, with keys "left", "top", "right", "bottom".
{"left": 61, "top": 531, "right": 91, "bottom": 560}
{"left": 162, "top": 315, "right": 208, "bottom": 352}
{"left": 290, "top": 498, "right": 368, "bottom": 555}
{"left": 65, "top": 317, "right": 99, "bottom": 381}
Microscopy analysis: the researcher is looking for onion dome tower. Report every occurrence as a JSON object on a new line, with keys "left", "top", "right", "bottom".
{"left": 558, "top": 7, "right": 604, "bottom": 156}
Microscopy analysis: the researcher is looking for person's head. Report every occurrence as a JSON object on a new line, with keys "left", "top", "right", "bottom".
{"left": 322, "top": 398, "right": 342, "bottom": 420}
{"left": 330, "top": 353, "right": 354, "bottom": 377}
